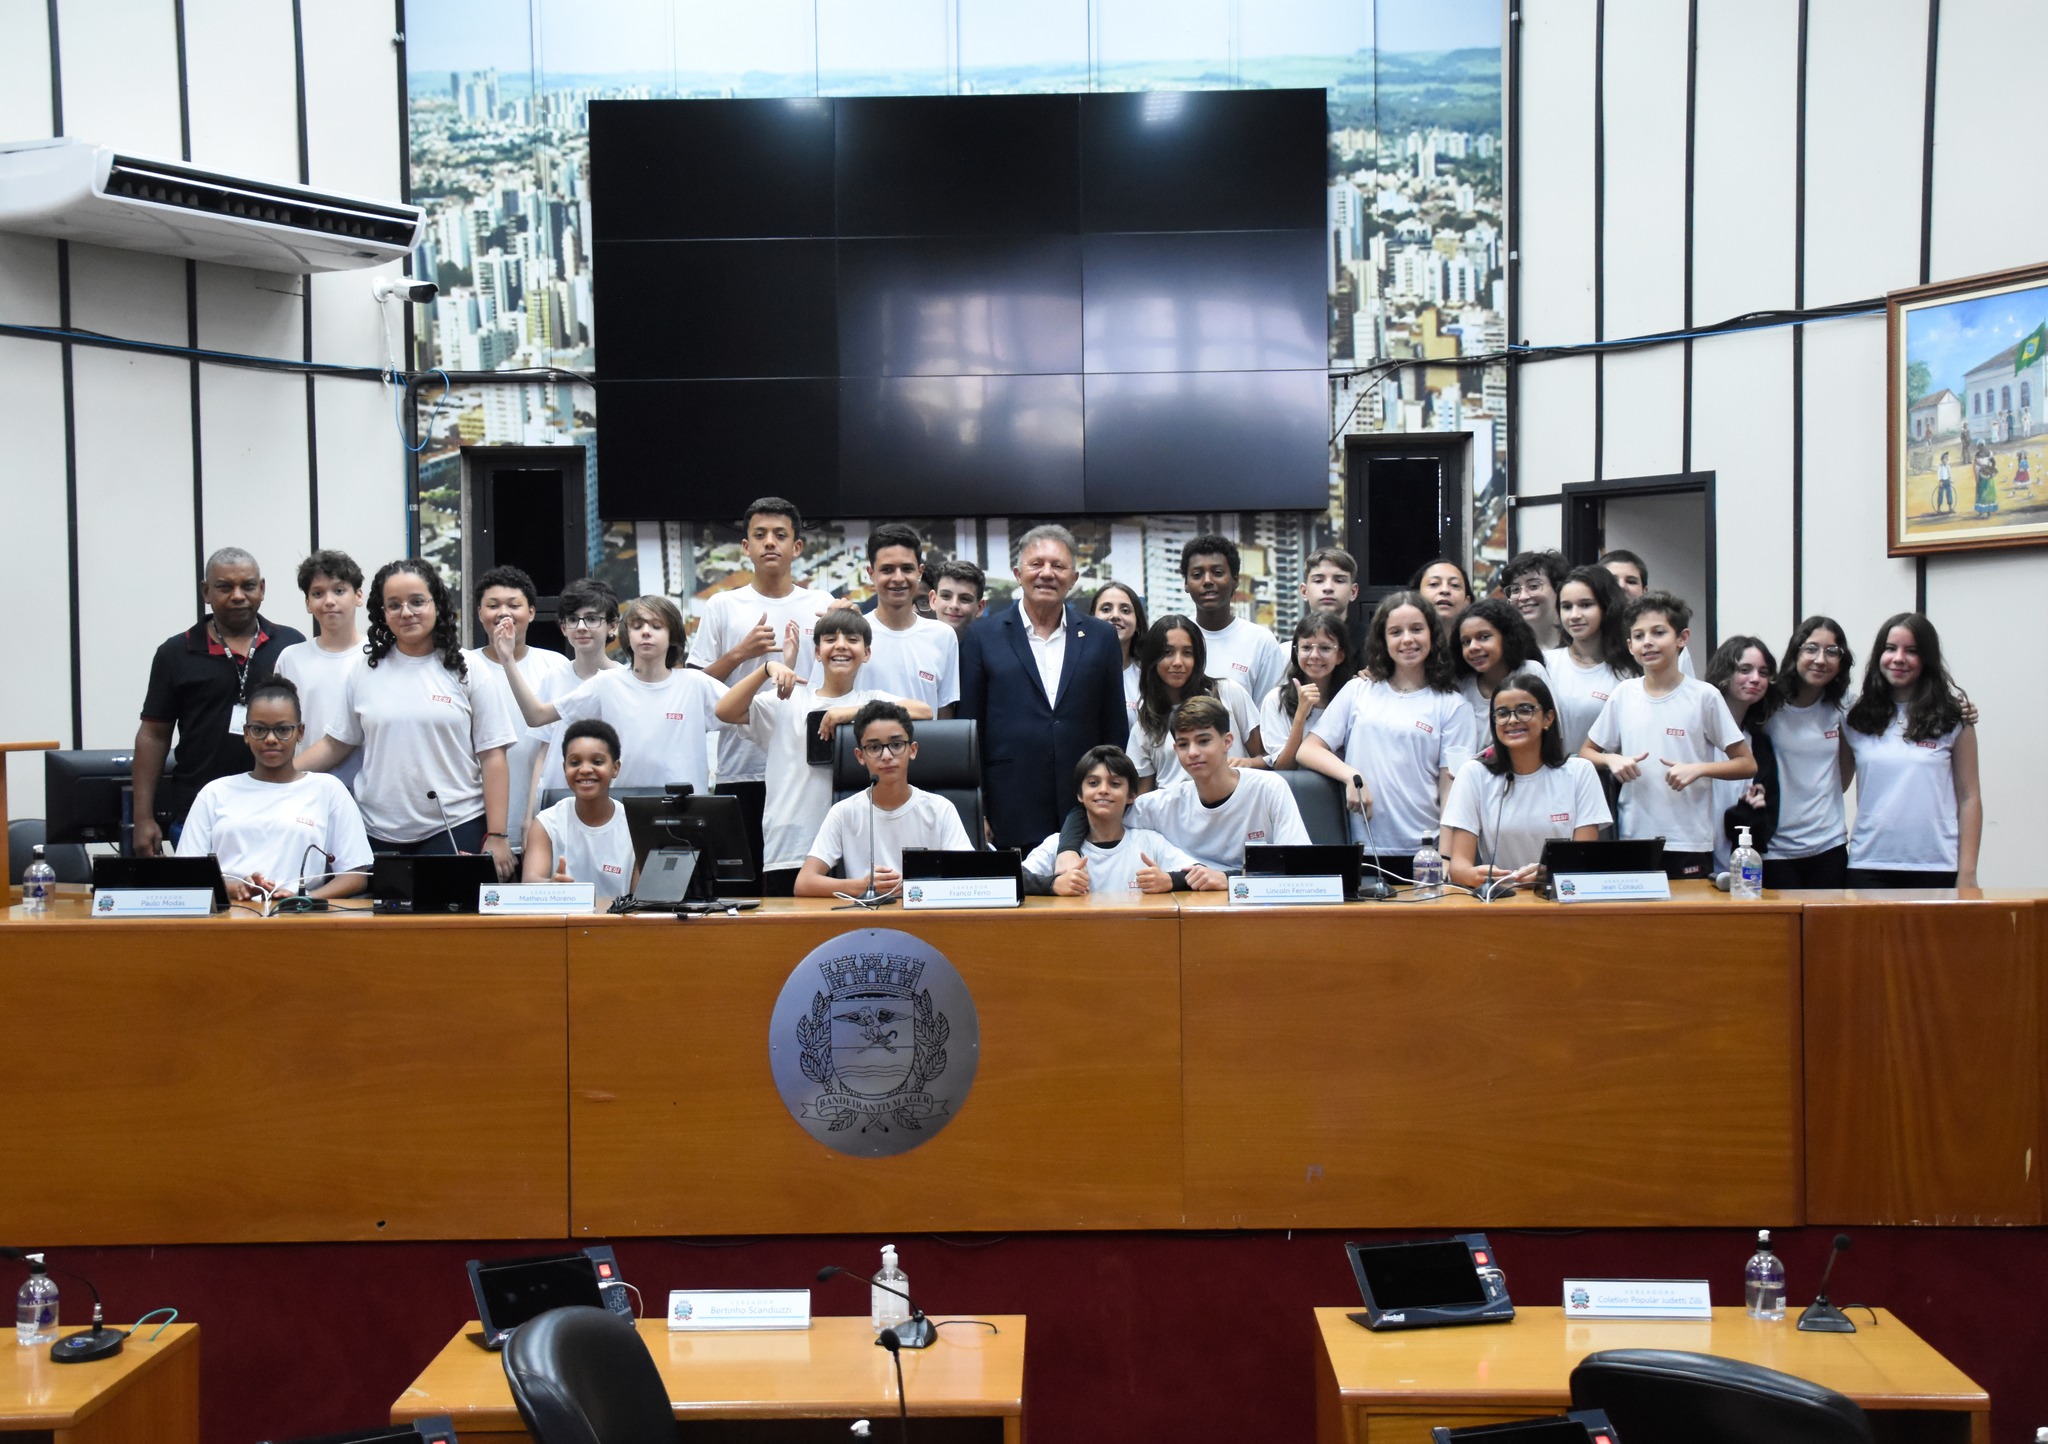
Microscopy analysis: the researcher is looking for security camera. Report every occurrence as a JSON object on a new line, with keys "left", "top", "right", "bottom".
{"left": 371, "top": 278, "right": 439, "bottom": 304}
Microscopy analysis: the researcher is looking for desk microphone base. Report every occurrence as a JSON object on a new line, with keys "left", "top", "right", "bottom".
{"left": 1796, "top": 1298, "right": 1857, "bottom": 1333}
{"left": 876, "top": 1315, "right": 938, "bottom": 1349}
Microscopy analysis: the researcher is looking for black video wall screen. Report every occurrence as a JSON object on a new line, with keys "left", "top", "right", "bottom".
{"left": 590, "top": 89, "right": 1329, "bottom": 521}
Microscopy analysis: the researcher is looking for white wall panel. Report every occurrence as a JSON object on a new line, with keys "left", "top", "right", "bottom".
{"left": 184, "top": 0, "right": 301, "bottom": 181}
{"left": 1512, "top": 498, "right": 1562, "bottom": 556}
{"left": 0, "top": 0, "right": 54, "bottom": 138}
{"left": 67, "top": 243, "right": 187, "bottom": 345}
{"left": 53, "top": 0, "right": 181, "bottom": 155}
{"left": 198, "top": 367, "right": 310, "bottom": 588}
{"left": 196, "top": 264, "right": 304, "bottom": 357}
{"left": 70, "top": 350, "right": 195, "bottom": 749}
{"left": 1691, "top": 327, "right": 1795, "bottom": 641}
{"left": 1693, "top": 0, "right": 1797, "bottom": 320}
{"left": 0, "top": 234, "right": 61, "bottom": 323}
{"left": 1515, "top": 0, "right": 1597, "bottom": 347}
{"left": 301, "top": 0, "right": 402, "bottom": 200}
{"left": 1797, "top": 315, "right": 1914, "bottom": 651}
{"left": 1600, "top": 347, "right": 1685, "bottom": 480}
{"left": 0, "top": 338, "right": 75, "bottom": 815}
{"left": 1599, "top": 0, "right": 1687, "bottom": 340}
{"left": 1927, "top": 0, "right": 2048, "bottom": 281}
{"left": 1923, "top": 549, "right": 2043, "bottom": 888}
{"left": 312, "top": 375, "right": 408, "bottom": 572}
{"left": 1803, "top": 0, "right": 1925, "bottom": 307}
{"left": 1514, "top": 356, "right": 1595, "bottom": 498}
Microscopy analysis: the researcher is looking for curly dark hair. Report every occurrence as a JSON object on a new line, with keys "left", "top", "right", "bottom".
{"left": 1557, "top": 565, "right": 1640, "bottom": 676}
{"left": 1455, "top": 597, "right": 1544, "bottom": 682}
{"left": 1847, "top": 612, "right": 1965, "bottom": 742}
{"left": 1707, "top": 635, "right": 1784, "bottom": 729}
{"left": 366, "top": 560, "right": 467, "bottom": 677}
{"left": 1362, "top": 590, "right": 1457, "bottom": 692}
{"left": 1136, "top": 614, "right": 1221, "bottom": 743}
{"left": 1772, "top": 615, "right": 1855, "bottom": 710}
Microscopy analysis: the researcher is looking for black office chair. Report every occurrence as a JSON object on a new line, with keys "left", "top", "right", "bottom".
{"left": 9, "top": 818, "right": 93, "bottom": 885}
{"left": 830, "top": 717, "right": 984, "bottom": 847}
{"left": 1570, "top": 1349, "right": 1876, "bottom": 1444}
{"left": 1277, "top": 768, "right": 1351, "bottom": 846}
{"left": 502, "top": 1305, "right": 676, "bottom": 1444}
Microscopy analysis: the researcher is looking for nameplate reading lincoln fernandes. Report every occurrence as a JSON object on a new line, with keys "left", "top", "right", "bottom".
{"left": 767, "top": 928, "right": 980, "bottom": 1158}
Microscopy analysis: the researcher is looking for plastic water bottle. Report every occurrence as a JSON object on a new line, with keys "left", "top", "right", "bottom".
{"left": 870, "top": 1244, "right": 909, "bottom": 1335}
{"left": 1410, "top": 843, "right": 1444, "bottom": 900}
{"left": 1730, "top": 826, "right": 1763, "bottom": 900}
{"left": 16, "top": 1255, "right": 58, "bottom": 1346}
{"left": 21, "top": 846, "right": 55, "bottom": 915}
{"left": 1744, "top": 1229, "right": 1786, "bottom": 1320}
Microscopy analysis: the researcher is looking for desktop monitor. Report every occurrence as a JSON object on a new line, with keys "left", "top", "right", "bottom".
{"left": 45, "top": 748, "right": 157, "bottom": 845}
{"left": 621, "top": 791, "right": 756, "bottom": 896}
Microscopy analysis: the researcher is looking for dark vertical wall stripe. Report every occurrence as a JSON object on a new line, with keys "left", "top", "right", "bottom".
{"left": 292, "top": 0, "right": 320, "bottom": 552}
{"left": 1504, "top": 2, "right": 1522, "bottom": 554}
{"left": 1914, "top": 0, "right": 1939, "bottom": 614}
{"left": 397, "top": 0, "right": 418, "bottom": 559}
{"left": 1591, "top": 0, "right": 1605, "bottom": 481}
{"left": 48, "top": 0, "right": 83, "bottom": 746}
{"left": 1680, "top": 0, "right": 1697, "bottom": 474}
{"left": 175, "top": 0, "right": 204, "bottom": 599}
{"left": 1790, "top": 0, "right": 1808, "bottom": 626}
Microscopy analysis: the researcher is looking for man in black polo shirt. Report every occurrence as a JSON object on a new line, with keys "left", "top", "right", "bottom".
{"left": 131, "top": 547, "right": 306, "bottom": 856}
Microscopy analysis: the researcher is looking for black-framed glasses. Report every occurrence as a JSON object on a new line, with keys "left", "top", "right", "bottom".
{"left": 244, "top": 722, "right": 301, "bottom": 740}
{"left": 565, "top": 612, "right": 609, "bottom": 630}
{"left": 1799, "top": 643, "right": 1845, "bottom": 659}
{"left": 857, "top": 739, "right": 912, "bottom": 758}
{"left": 1490, "top": 703, "right": 1541, "bottom": 723}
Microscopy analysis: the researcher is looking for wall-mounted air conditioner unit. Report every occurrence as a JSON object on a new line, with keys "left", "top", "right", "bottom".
{"left": 0, "top": 138, "right": 424, "bottom": 274}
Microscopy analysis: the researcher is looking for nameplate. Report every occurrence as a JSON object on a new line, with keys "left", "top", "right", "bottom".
{"left": 92, "top": 889, "right": 213, "bottom": 917}
{"left": 668, "top": 1288, "right": 812, "bottom": 1331}
{"left": 1564, "top": 1277, "right": 1712, "bottom": 1320}
{"left": 479, "top": 882, "right": 596, "bottom": 915}
{"left": 1229, "top": 874, "right": 1345, "bottom": 906}
{"left": 903, "top": 877, "right": 1019, "bottom": 909}
{"left": 1551, "top": 871, "right": 1671, "bottom": 903}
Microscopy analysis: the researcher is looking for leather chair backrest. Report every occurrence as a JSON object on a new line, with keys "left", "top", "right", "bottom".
{"left": 831, "top": 718, "right": 983, "bottom": 850}
{"left": 1277, "top": 769, "right": 1351, "bottom": 846}
{"left": 9, "top": 818, "right": 92, "bottom": 885}
{"left": 501, "top": 1306, "right": 676, "bottom": 1444}
{"left": 1570, "top": 1349, "right": 1876, "bottom": 1444}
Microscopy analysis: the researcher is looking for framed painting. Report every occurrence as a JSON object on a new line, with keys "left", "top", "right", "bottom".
{"left": 1888, "top": 260, "right": 2048, "bottom": 555}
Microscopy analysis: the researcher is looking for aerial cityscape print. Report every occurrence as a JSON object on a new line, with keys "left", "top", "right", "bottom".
{"left": 401, "top": 0, "right": 1506, "bottom": 631}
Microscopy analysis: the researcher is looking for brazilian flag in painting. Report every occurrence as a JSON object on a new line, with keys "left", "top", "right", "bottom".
{"left": 2016, "top": 322, "right": 2048, "bottom": 375}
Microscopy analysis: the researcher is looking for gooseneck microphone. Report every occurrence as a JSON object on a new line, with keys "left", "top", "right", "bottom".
{"left": 874, "top": 1325, "right": 911, "bottom": 1444}
{"left": 1350, "top": 774, "right": 1393, "bottom": 899}
{"left": 815, "top": 1265, "right": 937, "bottom": 1349}
{"left": 426, "top": 789, "right": 463, "bottom": 854}
{"left": 834, "top": 781, "right": 901, "bottom": 910}
{"left": 1478, "top": 767, "right": 1516, "bottom": 901}
{"left": 1796, "top": 1232, "right": 1857, "bottom": 1333}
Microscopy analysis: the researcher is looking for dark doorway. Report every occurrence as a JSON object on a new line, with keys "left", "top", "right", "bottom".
{"left": 1342, "top": 432, "right": 1471, "bottom": 617}
{"left": 1561, "top": 470, "right": 1717, "bottom": 664}
{"left": 461, "top": 447, "right": 590, "bottom": 652}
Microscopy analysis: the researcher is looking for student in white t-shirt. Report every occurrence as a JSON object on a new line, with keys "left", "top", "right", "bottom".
{"left": 178, "top": 676, "right": 371, "bottom": 900}
{"left": 861, "top": 523, "right": 961, "bottom": 717}
{"left": 1544, "top": 564, "right": 1640, "bottom": 759}
{"left": 1180, "top": 534, "right": 1286, "bottom": 701}
{"left": 1499, "top": 549, "right": 1568, "bottom": 651}
{"left": 714, "top": 609, "right": 932, "bottom": 896}
{"left": 1455, "top": 598, "right": 1551, "bottom": 722}
{"left": 533, "top": 576, "right": 625, "bottom": 788}
{"left": 685, "top": 497, "right": 835, "bottom": 864}
{"left": 296, "top": 561, "right": 518, "bottom": 876}
{"left": 1841, "top": 611, "right": 1981, "bottom": 889}
{"left": 1259, "top": 611, "right": 1354, "bottom": 769}
{"left": 1704, "top": 635, "right": 1781, "bottom": 876}
{"left": 1600, "top": 549, "right": 1697, "bottom": 677}
{"left": 1126, "top": 614, "right": 1263, "bottom": 788}
{"left": 1299, "top": 590, "right": 1477, "bottom": 882}
{"left": 1089, "top": 581, "right": 1148, "bottom": 733}
{"left": 1440, "top": 670, "right": 1609, "bottom": 890}
{"left": 522, "top": 718, "right": 636, "bottom": 902}
{"left": 271, "top": 548, "right": 367, "bottom": 790}
{"left": 1761, "top": 615, "right": 1855, "bottom": 889}
{"left": 1024, "top": 745, "right": 1198, "bottom": 895}
{"left": 463, "top": 565, "right": 572, "bottom": 853}
{"left": 1122, "top": 695, "right": 1307, "bottom": 877}
{"left": 1581, "top": 590, "right": 1755, "bottom": 880}
{"left": 492, "top": 594, "right": 727, "bottom": 798}
{"left": 796, "top": 702, "right": 972, "bottom": 897}
{"left": 1409, "top": 557, "right": 1474, "bottom": 625}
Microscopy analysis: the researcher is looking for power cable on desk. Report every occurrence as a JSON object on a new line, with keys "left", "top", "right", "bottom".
{"left": 131, "top": 1307, "right": 178, "bottom": 1341}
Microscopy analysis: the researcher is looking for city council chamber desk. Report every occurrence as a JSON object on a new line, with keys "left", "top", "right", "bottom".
{"left": 1, "top": 1322, "right": 200, "bottom": 1444}
{"left": 1, "top": 886, "right": 2041, "bottom": 1241}
{"left": 391, "top": 1315, "right": 1026, "bottom": 1443}
{"left": 1312, "top": 1306, "right": 1989, "bottom": 1444}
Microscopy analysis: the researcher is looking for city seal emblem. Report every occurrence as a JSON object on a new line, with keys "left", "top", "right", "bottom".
{"left": 767, "top": 928, "right": 980, "bottom": 1158}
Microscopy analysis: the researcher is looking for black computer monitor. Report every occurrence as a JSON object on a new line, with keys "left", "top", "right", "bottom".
{"left": 45, "top": 748, "right": 153, "bottom": 845}
{"left": 621, "top": 791, "right": 755, "bottom": 896}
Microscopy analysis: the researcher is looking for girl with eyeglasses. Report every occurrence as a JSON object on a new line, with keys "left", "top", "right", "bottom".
{"left": 1842, "top": 612, "right": 1982, "bottom": 889}
{"left": 1704, "top": 636, "right": 1782, "bottom": 879}
{"left": 1259, "top": 611, "right": 1355, "bottom": 769}
{"left": 1439, "top": 670, "right": 1608, "bottom": 890}
{"left": 1759, "top": 616, "right": 1855, "bottom": 888}
{"left": 178, "top": 676, "right": 371, "bottom": 901}
{"left": 1127, "top": 614, "right": 1263, "bottom": 791}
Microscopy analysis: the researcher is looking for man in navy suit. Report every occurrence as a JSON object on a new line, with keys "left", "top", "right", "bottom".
{"left": 959, "top": 524, "right": 1130, "bottom": 850}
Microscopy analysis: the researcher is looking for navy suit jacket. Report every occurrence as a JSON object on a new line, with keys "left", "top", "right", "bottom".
{"left": 959, "top": 600, "right": 1130, "bottom": 850}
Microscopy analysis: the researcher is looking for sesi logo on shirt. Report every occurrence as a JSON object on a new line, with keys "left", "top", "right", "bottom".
{"left": 1245, "top": 829, "right": 1267, "bottom": 841}
{"left": 665, "top": 712, "right": 689, "bottom": 721}
{"left": 429, "top": 694, "right": 453, "bottom": 705}
{"left": 1550, "top": 812, "right": 1572, "bottom": 823}
{"left": 1915, "top": 739, "right": 1940, "bottom": 749}
{"left": 600, "top": 862, "right": 625, "bottom": 875}
{"left": 1824, "top": 728, "right": 1839, "bottom": 740}
{"left": 1665, "top": 727, "right": 1686, "bottom": 738}
{"left": 919, "top": 670, "right": 936, "bottom": 682}
{"left": 1592, "top": 690, "right": 1610, "bottom": 701}
{"left": 294, "top": 815, "right": 319, "bottom": 829}
{"left": 1415, "top": 720, "right": 1435, "bottom": 734}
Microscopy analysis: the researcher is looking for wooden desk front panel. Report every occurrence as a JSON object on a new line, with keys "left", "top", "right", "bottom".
{"left": 0, "top": 915, "right": 569, "bottom": 1244}
{"left": 1804, "top": 897, "right": 2043, "bottom": 1225}
{"left": 1, "top": 1322, "right": 199, "bottom": 1444}
{"left": 1183, "top": 898, "right": 1804, "bottom": 1227}
{"left": 568, "top": 904, "right": 1182, "bottom": 1235}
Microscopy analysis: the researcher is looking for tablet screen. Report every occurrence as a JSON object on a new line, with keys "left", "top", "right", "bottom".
{"left": 1440, "top": 1422, "right": 1598, "bottom": 1443}
{"left": 1354, "top": 1240, "right": 1488, "bottom": 1308}
{"left": 476, "top": 1253, "right": 602, "bottom": 1332}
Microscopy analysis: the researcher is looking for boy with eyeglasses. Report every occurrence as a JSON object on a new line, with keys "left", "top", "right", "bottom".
{"left": 795, "top": 700, "right": 969, "bottom": 898}
{"left": 533, "top": 576, "right": 622, "bottom": 790}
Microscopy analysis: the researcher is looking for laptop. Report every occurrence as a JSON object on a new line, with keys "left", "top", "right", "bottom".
{"left": 371, "top": 854, "right": 498, "bottom": 914}
{"left": 92, "top": 854, "right": 230, "bottom": 911}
